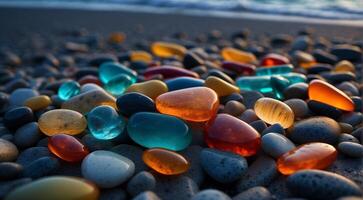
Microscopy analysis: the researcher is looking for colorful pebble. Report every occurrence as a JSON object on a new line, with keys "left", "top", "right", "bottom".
{"left": 126, "top": 80, "right": 168, "bottom": 100}
{"left": 205, "top": 76, "right": 240, "bottom": 97}
{"left": 99, "top": 62, "right": 137, "bottom": 84}
{"left": 143, "top": 66, "right": 199, "bottom": 79}
{"left": 221, "top": 47, "right": 257, "bottom": 64}
{"left": 151, "top": 41, "right": 187, "bottom": 59}
{"left": 48, "top": 134, "right": 89, "bottom": 162}
{"left": 58, "top": 81, "right": 81, "bottom": 101}
{"left": 24, "top": 95, "right": 52, "bottom": 111}
{"left": 104, "top": 74, "right": 134, "bottom": 96}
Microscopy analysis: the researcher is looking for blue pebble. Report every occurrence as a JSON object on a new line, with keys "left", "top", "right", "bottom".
{"left": 58, "top": 81, "right": 80, "bottom": 100}
{"left": 165, "top": 77, "right": 204, "bottom": 91}
{"left": 116, "top": 92, "right": 156, "bottom": 117}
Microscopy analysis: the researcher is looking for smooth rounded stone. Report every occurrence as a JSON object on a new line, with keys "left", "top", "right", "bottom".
{"left": 351, "top": 127, "right": 363, "bottom": 143}
{"left": 331, "top": 45, "right": 362, "bottom": 62}
{"left": 127, "top": 171, "right": 156, "bottom": 196}
{"left": 205, "top": 76, "right": 240, "bottom": 97}
{"left": 99, "top": 62, "right": 137, "bottom": 84}
{"left": 287, "top": 169, "right": 362, "bottom": 200}
{"left": 220, "top": 93, "right": 244, "bottom": 105}
{"left": 334, "top": 60, "right": 355, "bottom": 73}
{"left": 23, "top": 156, "right": 59, "bottom": 179}
{"left": 313, "top": 49, "right": 338, "bottom": 65}
{"left": 338, "top": 82, "right": 359, "bottom": 96}
{"left": 221, "top": 47, "right": 257, "bottom": 64}
{"left": 24, "top": 95, "right": 52, "bottom": 111}
{"left": 9, "top": 88, "right": 39, "bottom": 106}
{"left": 200, "top": 148, "right": 248, "bottom": 183}
{"left": 284, "top": 99, "right": 308, "bottom": 119}
{"left": 232, "top": 186, "right": 273, "bottom": 200}
{"left": 48, "top": 134, "right": 89, "bottom": 162}
{"left": 249, "top": 120, "right": 267, "bottom": 134}
{"left": 239, "top": 109, "right": 258, "bottom": 123}
{"left": 116, "top": 92, "right": 156, "bottom": 117}
{"left": 337, "top": 197, "right": 363, "bottom": 200}
{"left": 16, "top": 146, "right": 52, "bottom": 166}
{"left": 0, "top": 178, "right": 31, "bottom": 199}
{"left": 81, "top": 150, "right": 135, "bottom": 188}
{"left": 80, "top": 83, "right": 103, "bottom": 93}
{"left": 192, "top": 189, "right": 231, "bottom": 200}
{"left": 0, "top": 162, "right": 23, "bottom": 180}
{"left": 254, "top": 98, "right": 294, "bottom": 129}
{"left": 339, "top": 134, "right": 359, "bottom": 143}
{"left": 283, "top": 83, "right": 308, "bottom": 100}
{"left": 236, "top": 155, "right": 278, "bottom": 192}
{"left": 0, "top": 139, "right": 18, "bottom": 162}
{"left": 221, "top": 61, "right": 256, "bottom": 75}
{"left": 291, "top": 36, "right": 312, "bottom": 51}
{"left": 308, "top": 100, "right": 342, "bottom": 119}
{"left": 261, "top": 123, "right": 285, "bottom": 135}
{"left": 127, "top": 112, "right": 191, "bottom": 151}
{"left": 58, "top": 81, "right": 80, "bottom": 101}
{"left": 338, "top": 142, "right": 363, "bottom": 158}
{"left": 288, "top": 117, "right": 341, "bottom": 144}
{"left": 223, "top": 100, "right": 246, "bottom": 117}
{"left": 81, "top": 134, "right": 114, "bottom": 151}
{"left": 261, "top": 133, "right": 295, "bottom": 159}
{"left": 165, "top": 77, "right": 204, "bottom": 91}
{"left": 207, "top": 69, "right": 235, "bottom": 84}
{"left": 180, "top": 145, "right": 205, "bottom": 186}
{"left": 241, "top": 91, "right": 263, "bottom": 109}
{"left": 154, "top": 175, "right": 198, "bottom": 200}
{"left": 87, "top": 105, "right": 126, "bottom": 140}
{"left": 351, "top": 96, "right": 362, "bottom": 112}
{"left": 3, "top": 106, "right": 34, "bottom": 130}
{"left": 339, "top": 112, "right": 363, "bottom": 127}
{"left": 156, "top": 87, "right": 219, "bottom": 122}
{"left": 322, "top": 72, "right": 356, "bottom": 85}
{"left": 111, "top": 144, "right": 147, "bottom": 173}
{"left": 38, "top": 109, "right": 87, "bottom": 136}
{"left": 126, "top": 80, "right": 168, "bottom": 100}
{"left": 4, "top": 176, "right": 99, "bottom": 200}
{"left": 14, "top": 122, "right": 42, "bottom": 149}
{"left": 104, "top": 74, "right": 133, "bottom": 96}
{"left": 62, "top": 89, "right": 117, "bottom": 114}
{"left": 306, "top": 64, "right": 332, "bottom": 74}
{"left": 151, "top": 41, "right": 186, "bottom": 59}
{"left": 133, "top": 191, "right": 161, "bottom": 200}
{"left": 182, "top": 52, "right": 204, "bottom": 68}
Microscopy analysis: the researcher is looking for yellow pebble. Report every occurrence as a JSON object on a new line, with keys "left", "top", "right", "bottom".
{"left": 205, "top": 76, "right": 240, "bottom": 97}
{"left": 334, "top": 60, "right": 355, "bottom": 73}
{"left": 221, "top": 47, "right": 257, "bottom": 64}
{"left": 151, "top": 42, "right": 187, "bottom": 59}
{"left": 126, "top": 80, "right": 168, "bottom": 100}
{"left": 130, "top": 51, "right": 153, "bottom": 63}
{"left": 24, "top": 95, "right": 52, "bottom": 111}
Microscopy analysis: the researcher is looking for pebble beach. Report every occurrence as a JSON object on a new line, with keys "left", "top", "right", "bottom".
{"left": 0, "top": 5, "right": 362, "bottom": 200}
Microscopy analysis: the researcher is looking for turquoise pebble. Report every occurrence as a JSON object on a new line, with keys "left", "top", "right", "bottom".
{"left": 270, "top": 76, "right": 290, "bottom": 99}
{"left": 281, "top": 72, "right": 307, "bottom": 84}
{"left": 58, "top": 81, "right": 80, "bottom": 100}
{"left": 256, "top": 64, "right": 293, "bottom": 76}
{"left": 236, "top": 76, "right": 272, "bottom": 93}
{"left": 104, "top": 74, "right": 134, "bottom": 96}
{"left": 165, "top": 77, "right": 204, "bottom": 91}
{"left": 127, "top": 112, "right": 191, "bottom": 151}
{"left": 87, "top": 105, "right": 126, "bottom": 140}
{"left": 99, "top": 62, "right": 137, "bottom": 84}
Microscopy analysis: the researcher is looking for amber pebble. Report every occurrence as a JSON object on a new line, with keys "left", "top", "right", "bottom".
{"left": 260, "top": 53, "right": 290, "bottom": 67}
{"left": 130, "top": 51, "right": 153, "bottom": 63}
{"left": 48, "top": 134, "right": 89, "bottom": 162}
{"left": 204, "top": 76, "right": 240, "bottom": 97}
{"left": 5, "top": 176, "right": 99, "bottom": 200}
{"left": 254, "top": 97, "right": 295, "bottom": 128}
{"left": 308, "top": 79, "right": 355, "bottom": 111}
{"left": 62, "top": 89, "right": 116, "bottom": 114}
{"left": 24, "top": 95, "right": 52, "bottom": 111}
{"left": 108, "top": 32, "right": 126, "bottom": 44}
{"left": 143, "top": 148, "right": 189, "bottom": 175}
{"left": 151, "top": 42, "right": 187, "bottom": 59}
{"left": 221, "top": 47, "right": 257, "bottom": 64}
{"left": 334, "top": 60, "right": 355, "bottom": 73}
{"left": 205, "top": 114, "right": 261, "bottom": 156}
{"left": 38, "top": 109, "right": 87, "bottom": 136}
{"left": 126, "top": 80, "right": 168, "bottom": 100}
{"left": 156, "top": 87, "right": 219, "bottom": 122}
{"left": 277, "top": 142, "right": 337, "bottom": 175}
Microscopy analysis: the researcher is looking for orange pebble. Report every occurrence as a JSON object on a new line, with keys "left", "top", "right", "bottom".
{"left": 221, "top": 47, "right": 256, "bottom": 64}
{"left": 143, "top": 148, "right": 189, "bottom": 175}
{"left": 130, "top": 51, "right": 153, "bottom": 63}
{"left": 108, "top": 32, "right": 126, "bottom": 44}
{"left": 277, "top": 142, "right": 337, "bottom": 175}
{"left": 156, "top": 87, "right": 219, "bottom": 122}
{"left": 308, "top": 79, "right": 355, "bottom": 111}
{"left": 151, "top": 42, "right": 186, "bottom": 59}
{"left": 48, "top": 134, "right": 89, "bottom": 162}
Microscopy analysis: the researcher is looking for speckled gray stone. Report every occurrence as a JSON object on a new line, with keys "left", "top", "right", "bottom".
{"left": 192, "top": 189, "right": 231, "bottom": 200}
{"left": 338, "top": 142, "right": 363, "bottom": 158}
{"left": 181, "top": 145, "right": 205, "bottom": 186}
{"left": 233, "top": 186, "right": 272, "bottom": 200}
{"left": 261, "top": 133, "right": 295, "bottom": 158}
{"left": 127, "top": 171, "right": 156, "bottom": 196}
{"left": 154, "top": 175, "right": 198, "bottom": 200}
{"left": 14, "top": 122, "right": 42, "bottom": 149}
{"left": 287, "top": 170, "right": 362, "bottom": 200}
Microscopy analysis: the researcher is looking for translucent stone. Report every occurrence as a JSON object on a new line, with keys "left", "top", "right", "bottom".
{"left": 255, "top": 64, "right": 293, "bottom": 76}
{"left": 204, "top": 76, "right": 240, "bottom": 97}
{"left": 221, "top": 47, "right": 257, "bottom": 64}
{"left": 99, "top": 62, "right": 137, "bottom": 84}
{"left": 126, "top": 80, "right": 168, "bottom": 100}
{"left": 260, "top": 53, "right": 290, "bottom": 66}
{"left": 130, "top": 51, "right": 153, "bottom": 63}
{"left": 48, "top": 134, "right": 89, "bottom": 162}
{"left": 151, "top": 42, "right": 187, "bottom": 59}
{"left": 58, "top": 81, "right": 81, "bottom": 101}
{"left": 104, "top": 74, "right": 134, "bottom": 96}
{"left": 143, "top": 66, "right": 199, "bottom": 79}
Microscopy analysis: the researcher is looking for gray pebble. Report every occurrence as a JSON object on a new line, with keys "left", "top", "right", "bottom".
{"left": 0, "top": 162, "right": 23, "bottom": 180}
{"left": 284, "top": 99, "right": 308, "bottom": 119}
{"left": 14, "top": 122, "right": 42, "bottom": 149}
{"left": 339, "top": 134, "right": 359, "bottom": 143}
{"left": 338, "top": 142, "right": 363, "bottom": 158}
{"left": 127, "top": 171, "right": 156, "bottom": 196}
{"left": 133, "top": 191, "right": 161, "bottom": 200}
{"left": 154, "top": 175, "right": 198, "bottom": 200}
{"left": 261, "top": 124, "right": 285, "bottom": 136}
{"left": 249, "top": 120, "right": 267, "bottom": 134}
{"left": 200, "top": 148, "right": 248, "bottom": 183}
{"left": 223, "top": 100, "right": 246, "bottom": 117}
{"left": 23, "top": 156, "right": 60, "bottom": 179}
{"left": 351, "top": 127, "right": 363, "bottom": 143}
{"left": 288, "top": 117, "right": 341, "bottom": 144}
{"left": 82, "top": 134, "right": 114, "bottom": 151}
{"left": 233, "top": 186, "right": 272, "bottom": 200}
{"left": 339, "top": 123, "right": 354, "bottom": 134}
{"left": 287, "top": 169, "right": 362, "bottom": 200}
{"left": 16, "top": 147, "right": 52, "bottom": 166}
{"left": 261, "top": 133, "right": 295, "bottom": 158}
{"left": 239, "top": 109, "right": 258, "bottom": 123}
{"left": 337, "top": 82, "right": 359, "bottom": 96}
{"left": 0, "top": 139, "right": 18, "bottom": 162}
{"left": 241, "top": 91, "right": 263, "bottom": 109}
{"left": 192, "top": 189, "right": 231, "bottom": 200}
{"left": 0, "top": 178, "right": 32, "bottom": 199}
{"left": 339, "top": 112, "right": 363, "bottom": 127}
{"left": 111, "top": 144, "right": 147, "bottom": 173}
{"left": 9, "top": 88, "right": 39, "bottom": 107}
{"left": 283, "top": 83, "right": 308, "bottom": 100}
{"left": 181, "top": 145, "right": 205, "bottom": 185}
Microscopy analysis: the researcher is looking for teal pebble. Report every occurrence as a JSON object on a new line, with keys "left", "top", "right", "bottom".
{"left": 99, "top": 62, "right": 137, "bottom": 84}
{"left": 127, "top": 112, "right": 191, "bottom": 151}
{"left": 255, "top": 64, "right": 293, "bottom": 76}
{"left": 87, "top": 105, "right": 126, "bottom": 140}
{"left": 58, "top": 81, "right": 80, "bottom": 100}
{"left": 165, "top": 77, "right": 205, "bottom": 91}
{"left": 270, "top": 76, "right": 290, "bottom": 99}
{"left": 104, "top": 74, "right": 134, "bottom": 96}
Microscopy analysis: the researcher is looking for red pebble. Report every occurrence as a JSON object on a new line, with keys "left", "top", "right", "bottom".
{"left": 204, "top": 114, "right": 261, "bottom": 156}
{"left": 143, "top": 66, "right": 199, "bottom": 79}
{"left": 221, "top": 61, "right": 256, "bottom": 75}
{"left": 48, "top": 134, "right": 89, "bottom": 162}
{"left": 260, "top": 53, "right": 290, "bottom": 67}
{"left": 78, "top": 75, "right": 102, "bottom": 86}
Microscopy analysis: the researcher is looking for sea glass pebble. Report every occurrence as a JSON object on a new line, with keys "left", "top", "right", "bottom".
{"left": 151, "top": 41, "right": 187, "bottom": 59}
{"left": 254, "top": 98, "right": 295, "bottom": 128}
{"left": 130, "top": 50, "right": 153, "bottom": 63}
{"left": 221, "top": 47, "right": 257, "bottom": 64}
{"left": 104, "top": 74, "right": 134, "bottom": 96}
{"left": 99, "top": 62, "right": 137, "bottom": 84}
{"left": 260, "top": 53, "right": 290, "bottom": 66}
{"left": 165, "top": 77, "right": 204, "bottom": 91}
{"left": 204, "top": 76, "right": 240, "bottom": 97}
{"left": 87, "top": 105, "right": 126, "bottom": 140}
{"left": 156, "top": 87, "right": 219, "bottom": 122}
{"left": 48, "top": 134, "right": 89, "bottom": 162}
{"left": 277, "top": 142, "right": 337, "bottom": 175}
{"left": 127, "top": 112, "right": 191, "bottom": 151}
{"left": 58, "top": 81, "right": 81, "bottom": 101}
{"left": 143, "top": 148, "right": 189, "bottom": 175}
{"left": 308, "top": 79, "right": 355, "bottom": 111}
{"left": 204, "top": 113, "right": 261, "bottom": 156}
{"left": 24, "top": 95, "right": 52, "bottom": 111}
{"left": 5, "top": 176, "right": 99, "bottom": 200}
{"left": 255, "top": 64, "right": 293, "bottom": 76}
{"left": 126, "top": 80, "right": 168, "bottom": 100}
{"left": 143, "top": 66, "right": 199, "bottom": 79}
{"left": 38, "top": 109, "right": 87, "bottom": 136}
